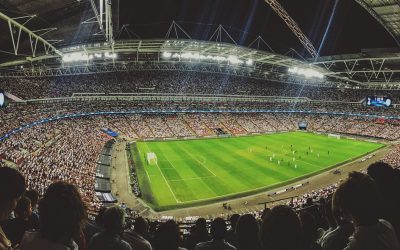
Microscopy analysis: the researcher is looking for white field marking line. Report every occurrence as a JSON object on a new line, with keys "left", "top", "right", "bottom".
{"left": 163, "top": 156, "right": 177, "bottom": 170}
{"left": 179, "top": 146, "right": 217, "bottom": 177}
{"left": 143, "top": 142, "right": 181, "bottom": 203}
{"left": 168, "top": 175, "right": 216, "bottom": 182}
{"left": 137, "top": 147, "right": 153, "bottom": 182}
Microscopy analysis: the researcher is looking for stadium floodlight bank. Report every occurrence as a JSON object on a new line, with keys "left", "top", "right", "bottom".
{"left": 0, "top": 39, "right": 342, "bottom": 87}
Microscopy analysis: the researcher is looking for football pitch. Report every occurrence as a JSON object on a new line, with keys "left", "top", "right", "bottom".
{"left": 130, "top": 132, "right": 384, "bottom": 211}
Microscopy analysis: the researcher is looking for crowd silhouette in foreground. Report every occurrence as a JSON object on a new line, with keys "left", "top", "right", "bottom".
{"left": 1, "top": 161, "right": 400, "bottom": 250}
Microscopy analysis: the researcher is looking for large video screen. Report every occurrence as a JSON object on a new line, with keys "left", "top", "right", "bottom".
{"left": 366, "top": 96, "right": 392, "bottom": 107}
{"left": 0, "top": 90, "right": 5, "bottom": 108}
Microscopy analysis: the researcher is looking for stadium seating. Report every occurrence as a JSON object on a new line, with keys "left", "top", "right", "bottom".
{"left": 3, "top": 71, "right": 400, "bottom": 101}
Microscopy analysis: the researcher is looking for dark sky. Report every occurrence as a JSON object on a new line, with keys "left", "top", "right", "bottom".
{"left": 119, "top": 0, "right": 397, "bottom": 57}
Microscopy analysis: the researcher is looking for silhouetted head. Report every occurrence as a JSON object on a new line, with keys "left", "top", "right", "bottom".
{"left": 236, "top": 214, "right": 261, "bottom": 250}
{"left": 0, "top": 167, "right": 25, "bottom": 221}
{"left": 261, "top": 205, "right": 303, "bottom": 250}
{"left": 334, "top": 171, "right": 379, "bottom": 226}
{"left": 39, "top": 181, "right": 87, "bottom": 243}
{"left": 211, "top": 218, "right": 227, "bottom": 241}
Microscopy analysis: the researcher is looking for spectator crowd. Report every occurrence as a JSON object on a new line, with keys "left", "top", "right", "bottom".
{"left": 2, "top": 70, "right": 400, "bottom": 102}
{"left": 1, "top": 161, "right": 400, "bottom": 250}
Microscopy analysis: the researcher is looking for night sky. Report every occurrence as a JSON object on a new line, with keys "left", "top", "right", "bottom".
{"left": 119, "top": 0, "right": 397, "bottom": 57}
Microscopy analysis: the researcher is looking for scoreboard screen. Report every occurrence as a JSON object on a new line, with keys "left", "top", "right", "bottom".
{"left": 298, "top": 121, "right": 308, "bottom": 130}
{"left": 366, "top": 96, "right": 392, "bottom": 107}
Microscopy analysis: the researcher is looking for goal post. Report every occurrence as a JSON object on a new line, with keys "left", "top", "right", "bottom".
{"left": 328, "top": 134, "right": 341, "bottom": 139}
{"left": 146, "top": 152, "right": 157, "bottom": 165}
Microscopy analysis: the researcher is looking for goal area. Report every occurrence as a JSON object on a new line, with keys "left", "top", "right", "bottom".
{"left": 328, "top": 134, "right": 341, "bottom": 139}
{"left": 146, "top": 152, "right": 158, "bottom": 165}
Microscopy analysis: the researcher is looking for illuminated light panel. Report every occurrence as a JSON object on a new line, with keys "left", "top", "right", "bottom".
{"left": 62, "top": 52, "right": 117, "bottom": 62}
{"left": 288, "top": 67, "right": 324, "bottom": 79}
{"left": 162, "top": 51, "right": 247, "bottom": 65}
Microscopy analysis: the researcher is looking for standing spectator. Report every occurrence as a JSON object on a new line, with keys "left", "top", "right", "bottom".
{"left": 88, "top": 206, "right": 131, "bottom": 250}
{"left": 24, "top": 190, "right": 40, "bottom": 230}
{"left": 235, "top": 214, "right": 261, "bottom": 250}
{"left": 334, "top": 172, "right": 400, "bottom": 250}
{"left": 299, "top": 211, "right": 322, "bottom": 250}
{"left": 195, "top": 218, "right": 236, "bottom": 250}
{"left": 20, "top": 181, "right": 87, "bottom": 250}
{"left": 225, "top": 214, "right": 239, "bottom": 248}
{"left": 154, "top": 220, "right": 186, "bottom": 250}
{"left": 2, "top": 196, "right": 33, "bottom": 246}
{"left": 260, "top": 205, "right": 303, "bottom": 250}
{"left": 0, "top": 167, "right": 26, "bottom": 250}
{"left": 84, "top": 207, "right": 105, "bottom": 243}
{"left": 320, "top": 196, "right": 354, "bottom": 250}
{"left": 184, "top": 218, "right": 210, "bottom": 250}
{"left": 123, "top": 216, "right": 152, "bottom": 250}
{"left": 367, "top": 162, "right": 400, "bottom": 240}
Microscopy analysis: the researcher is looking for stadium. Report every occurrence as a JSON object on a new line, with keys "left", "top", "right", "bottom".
{"left": 0, "top": 0, "right": 400, "bottom": 249}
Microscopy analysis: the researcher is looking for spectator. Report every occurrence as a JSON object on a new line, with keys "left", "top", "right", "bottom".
{"left": 226, "top": 214, "right": 239, "bottom": 247}
{"left": 88, "top": 206, "right": 131, "bottom": 250}
{"left": 334, "top": 172, "right": 400, "bottom": 250}
{"left": 0, "top": 167, "right": 26, "bottom": 250}
{"left": 320, "top": 195, "right": 354, "bottom": 250}
{"left": 154, "top": 220, "right": 186, "bottom": 250}
{"left": 261, "top": 205, "right": 303, "bottom": 250}
{"left": 84, "top": 207, "right": 105, "bottom": 243}
{"left": 20, "top": 181, "right": 87, "bottom": 250}
{"left": 184, "top": 218, "right": 209, "bottom": 250}
{"left": 367, "top": 162, "right": 400, "bottom": 240}
{"left": 318, "top": 197, "right": 337, "bottom": 242}
{"left": 2, "top": 196, "right": 33, "bottom": 246}
{"left": 235, "top": 214, "right": 261, "bottom": 250}
{"left": 24, "top": 190, "right": 40, "bottom": 230}
{"left": 195, "top": 217, "right": 236, "bottom": 250}
{"left": 123, "top": 216, "right": 152, "bottom": 250}
{"left": 299, "top": 211, "right": 322, "bottom": 250}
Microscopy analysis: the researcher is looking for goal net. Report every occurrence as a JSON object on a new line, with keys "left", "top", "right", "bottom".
{"left": 146, "top": 152, "right": 157, "bottom": 165}
{"left": 328, "top": 134, "right": 341, "bottom": 139}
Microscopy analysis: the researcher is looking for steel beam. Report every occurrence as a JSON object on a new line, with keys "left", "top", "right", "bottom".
{"left": 264, "top": 0, "right": 318, "bottom": 58}
{"left": 0, "top": 11, "right": 62, "bottom": 57}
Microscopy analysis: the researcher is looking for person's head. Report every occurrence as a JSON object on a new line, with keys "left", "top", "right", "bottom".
{"left": 102, "top": 206, "right": 126, "bottom": 235}
{"left": 236, "top": 214, "right": 260, "bottom": 250}
{"left": 332, "top": 193, "right": 350, "bottom": 225}
{"left": 134, "top": 216, "right": 149, "bottom": 235}
{"left": 229, "top": 214, "right": 240, "bottom": 231}
{"left": 39, "top": 181, "right": 87, "bottom": 243}
{"left": 261, "top": 208, "right": 271, "bottom": 221}
{"left": 194, "top": 217, "right": 208, "bottom": 235}
{"left": 95, "top": 206, "right": 106, "bottom": 226}
{"left": 261, "top": 205, "right": 303, "bottom": 250}
{"left": 0, "top": 167, "right": 25, "bottom": 221}
{"left": 25, "top": 189, "right": 39, "bottom": 209}
{"left": 299, "top": 211, "right": 318, "bottom": 248}
{"left": 367, "top": 162, "right": 399, "bottom": 194}
{"left": 154, "top": 220, "right": 181, "bottom": 250}
{"left": 14, "top": 196, "right": 32, "bottom": 220}
{"left": 210, "top": 217, "right": 227, "bottom": 241}
{"left": 333, "top": 171, "right": 380, "bottom": 226}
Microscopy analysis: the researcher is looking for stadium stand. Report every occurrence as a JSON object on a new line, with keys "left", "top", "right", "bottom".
{"left": 3, "top": 71, "right": 400, "bottom": 101}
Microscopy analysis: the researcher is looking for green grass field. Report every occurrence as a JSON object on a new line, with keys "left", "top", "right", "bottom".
{"left": 131, "top": 132, "right": 384, "bottom": 211}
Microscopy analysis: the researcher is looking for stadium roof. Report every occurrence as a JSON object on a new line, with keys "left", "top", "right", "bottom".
{"left": 0, "top": 0, "right": 399, "bottom": 89}
{"left": 355, "top": 0, "right": 400, "bottom": 46}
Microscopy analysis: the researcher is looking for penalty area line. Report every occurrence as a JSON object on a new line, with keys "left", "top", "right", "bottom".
{"left": 179, "top": 146, "right": 217, "bottom": 177}
{"left": 143, "top": 142, "right": 181, "bottom": 203}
